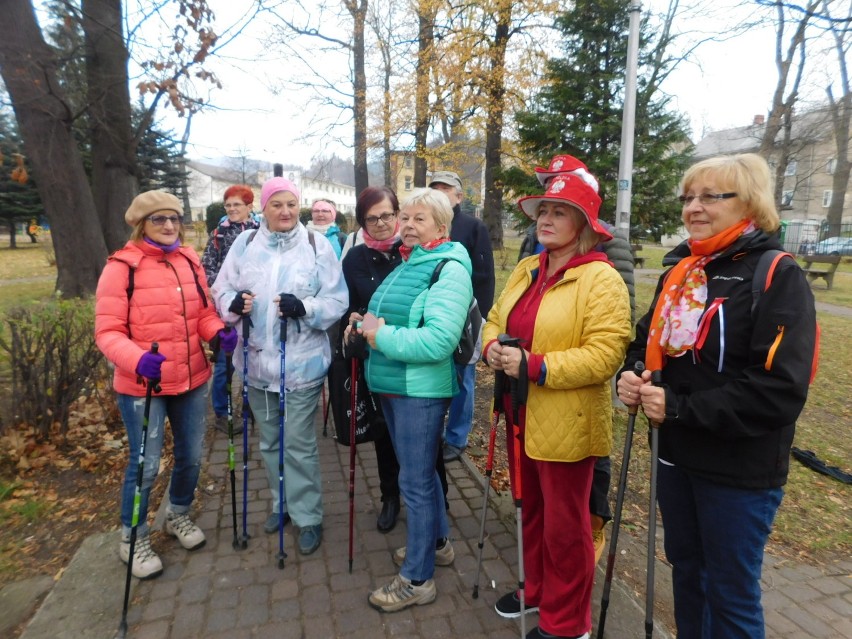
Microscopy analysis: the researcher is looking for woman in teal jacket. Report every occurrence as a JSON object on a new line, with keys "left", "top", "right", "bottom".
{"left": 350, "top": 188, "right": 472, "bottom": 613}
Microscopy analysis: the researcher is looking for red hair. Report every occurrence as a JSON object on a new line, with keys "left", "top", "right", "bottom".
{"left": 223, "top": 184, "right": 254, "bottom": 205}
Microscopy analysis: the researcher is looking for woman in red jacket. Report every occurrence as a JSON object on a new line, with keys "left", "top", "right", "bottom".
{"left": 95, "top": 191, "right": 235, "bottom": 579}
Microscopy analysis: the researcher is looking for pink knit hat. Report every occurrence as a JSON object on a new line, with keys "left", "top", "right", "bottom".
{"left": 260, "top": 177, "right": 300, "bottom": 210}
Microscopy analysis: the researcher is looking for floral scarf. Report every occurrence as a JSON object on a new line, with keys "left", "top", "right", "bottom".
{"left": 398, "top": 237, "right": 449, "bottom": 261}
{"left": 645, "top": 219, "right": 754, "bottom": 371}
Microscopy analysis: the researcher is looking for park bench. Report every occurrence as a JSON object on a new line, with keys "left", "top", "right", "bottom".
{"left": 631, "top": 243, "right": 645, "bottom": 269}
{"left": 802, "top": 254, "right": 841, "bottom": 290}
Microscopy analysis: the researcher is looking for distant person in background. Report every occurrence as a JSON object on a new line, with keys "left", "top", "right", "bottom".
{"left": 517, "top": 155, "right": 634, "bottom": 566}
{"left": 427, "top": 171, "right": 495, "bottom": 464}
{"left": 308, "top": 198, "right": 348, "bottom": 259}
{"left": 201, "top": 184, "right": 261, "bottom": 434}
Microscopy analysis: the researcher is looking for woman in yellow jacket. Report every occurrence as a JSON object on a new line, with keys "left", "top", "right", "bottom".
{"left": 483, "top": 172, "right": 631, "bottom": 639}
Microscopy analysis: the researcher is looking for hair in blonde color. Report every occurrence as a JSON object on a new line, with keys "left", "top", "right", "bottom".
{"left": 129, "top": 215, "right": 185, "bottom": 243}
{"left": 400, "top": 188, "right": 454, "bottom": 237}
{"left": 680, "top": 153, "right": 780, "bottom": 232}
{"left": 535, "top": 205, "right": 600, "bottom": 256}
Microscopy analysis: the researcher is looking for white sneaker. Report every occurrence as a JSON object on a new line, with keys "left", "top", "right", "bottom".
{"left": 393, "top": 538, "right": 454, "bottom": 567}
{"left": 165, "top": 509, "right": 206, "bottom": 550}
{"left": 368, "top": 574, "right": 436, "bottom": 612}
{"left": 119, "top": 534, "right": 163, "bottom": 579}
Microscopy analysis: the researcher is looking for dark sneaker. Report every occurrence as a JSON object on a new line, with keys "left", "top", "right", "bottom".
{"left": 442, "top": 443, "right": 465, "bottom": 462}
{"left": 368, "top": 574, "right": 436, "bottom": 612}
{"left": 495, "top": 590, "right": 539, "bottom": 618}
{"left": 264, "top": 512, "right": 291, "bottom": 534}
{"left": 377, "top": 497, "right": 400, "bottom": 533}
{"left": 298, "top": 524, "right": 322, "bottom": 555}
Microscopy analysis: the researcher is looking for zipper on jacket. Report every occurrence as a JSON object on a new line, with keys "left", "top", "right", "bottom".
{"left": 164, "top": 258, "right": 194, "bottom": 391}
{"left": 765, "top": 325, "right": 785, "bottom": 372}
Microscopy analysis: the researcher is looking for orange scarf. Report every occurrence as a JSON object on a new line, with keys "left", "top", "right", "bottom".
{"left": 645, "top": 220, "right": 752, "bottom": 372}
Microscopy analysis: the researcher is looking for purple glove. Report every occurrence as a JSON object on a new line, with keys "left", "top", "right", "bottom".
{"left": 218, "top": 327, "right": 238, "bottom": 354}
{"left": 136, "top": 351, "right": 166, "bottom": 380}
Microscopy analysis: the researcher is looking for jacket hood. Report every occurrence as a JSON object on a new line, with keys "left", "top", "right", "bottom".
{"left": 405, "top": 240, "right": 473, "bottom": 275}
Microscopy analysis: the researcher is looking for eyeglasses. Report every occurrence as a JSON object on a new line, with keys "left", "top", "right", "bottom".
{"left": 146, "top": 215, "right": 181, "bottom": 226}
{"left": 678, "top": 192, "right": 737, "bottom": 206}
{"left": 364, "top": 212, "right": 396, "bottom": 227}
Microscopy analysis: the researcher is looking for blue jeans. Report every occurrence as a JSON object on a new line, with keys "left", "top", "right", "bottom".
{"left": 380, "top": 395, "right": 450, "bottom": 582}
{"left": 211, "top": 349, "right": 229, "bottom": 417}
{"left": 118, "top": 384, "right": 208, "bottom": 537}
{"left": 656, "top": 462, "right": 783, "bottom": 639}
{"left": 444, "top": 363, "right": 474, "bottom": 449}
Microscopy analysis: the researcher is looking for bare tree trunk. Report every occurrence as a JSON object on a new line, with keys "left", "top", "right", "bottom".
{"left": 82, "top": 0, "right": 137, "bottom": 253}
{"left": 824, "top": 0, "right": 851, "bottom": 237}
{"left": 481, "top": 4, "right": 510, "bottom": 250}
{"left": 0, "top": 0, "right": 108, "bottom": 296}
{"left": 350, "top": 0, "right": 369, "bottom": 194}
{"left": 414, "top": 0, "right": 436, "bottom": 187}
{"left": 759, "top": 0, "right": 817, "bottom": 157}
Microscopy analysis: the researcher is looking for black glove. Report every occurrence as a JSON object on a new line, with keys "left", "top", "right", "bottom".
{"left": 278, "top": 293, "right": 306, "bottom": 319}
{"left": 344, "top": 331, "right": 368, "bottom": 360}
{"left": 228, "top": 290, "right": 252, "bottom": 315}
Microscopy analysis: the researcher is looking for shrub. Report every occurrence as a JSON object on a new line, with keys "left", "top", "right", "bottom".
{"left": 0, "top": 296, "right": 104, "bottom": 439}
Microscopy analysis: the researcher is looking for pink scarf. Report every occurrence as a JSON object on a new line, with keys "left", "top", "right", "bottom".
{"left": 362, "top": 221, "right": 400, "bottom": 252}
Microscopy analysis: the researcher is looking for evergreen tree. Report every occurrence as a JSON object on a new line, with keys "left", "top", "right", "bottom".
{"left": 0, "top": 111, "right": 43, "bottom": 248}
{"left": 510, "top": 0, "right": 691, "bottom": 239}
{"left": 134, "top": 106, "right": 188, "bottom": 195}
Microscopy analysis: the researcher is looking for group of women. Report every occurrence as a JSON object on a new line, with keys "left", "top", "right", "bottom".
{"left": 95, "top": 151, "right": 816, "bottom": 639}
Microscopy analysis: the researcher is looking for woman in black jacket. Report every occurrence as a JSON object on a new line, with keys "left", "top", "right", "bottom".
{"left": 340, "top": 186, "right": 403, "bottom": 532}
{"left": 618, "top": 153, "right": 817, "bottom": 639}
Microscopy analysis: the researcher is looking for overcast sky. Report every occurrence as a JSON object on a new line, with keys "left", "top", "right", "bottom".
{"left": 155, "top": 0, "right": 838, "bottom": 169}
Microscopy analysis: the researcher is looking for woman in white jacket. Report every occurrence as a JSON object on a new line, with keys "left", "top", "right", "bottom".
{"left": 212, "top": 177, "right": 349, "bottom": 556}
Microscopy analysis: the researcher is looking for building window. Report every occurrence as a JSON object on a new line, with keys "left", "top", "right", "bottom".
{"left": 404, "top": 176, "right": 412, "bottom": 191}
{"left": 822, "top": 190, "right": 832, "bottom": 207}
{"left": 781, "top": 190, "right": 794, "bottom": 207}
{"left": 784, "top": 160, "right": 798, "bottom": 177}
{"left": 404, "top": 156, "right": 412, "bottom": 168}
{"left": 827, "top": 158, "right": 836, "bottom": 174}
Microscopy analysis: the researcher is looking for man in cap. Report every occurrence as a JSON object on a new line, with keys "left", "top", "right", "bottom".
{"left": 428, "top": 170, "right": 495, "bottom": 463}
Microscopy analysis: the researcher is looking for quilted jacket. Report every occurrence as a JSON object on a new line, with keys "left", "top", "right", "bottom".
{"left": 483, "top": 257, "right": 631, "bottom": 462}
{"left": 95, "top": 241, "right": 224, "bottom": 396}
{"left": 364, "top": 241, "right": 473, "bottom": 398}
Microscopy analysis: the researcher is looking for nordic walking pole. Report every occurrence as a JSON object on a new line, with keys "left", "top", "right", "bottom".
{"left": 597, "top": 360, "right": 644, "bottom": 638}
{"left": 347, "top": 337, "right": 358, "bottom": 574}
{"left": 500, "top": 334, "right": 527, "bottom": 639}
{"left": 277, "top": 316, "right": 289, "bottom": 569}
{"left": 225, "top": 344, "right": 240, "bottom": 550}
{"left": 472, "top": 367, "right": 504, "bottom": 599}
{"left": 239, "top": 318, "right": 252, "bottom": 549}
{"left": 645, "top": 369, "right": 663, "bottom": 639}
{"left": 116, "top": 343, "right": 161, "bottom": 639}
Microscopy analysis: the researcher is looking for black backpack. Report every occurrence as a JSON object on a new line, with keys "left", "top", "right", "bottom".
{"left": 420, "top": 259, "right": 482, "bottom": 365}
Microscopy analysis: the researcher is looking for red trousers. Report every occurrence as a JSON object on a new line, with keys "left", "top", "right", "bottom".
{"left": 504, "top": 401, "right": 596, "bottom": 637}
